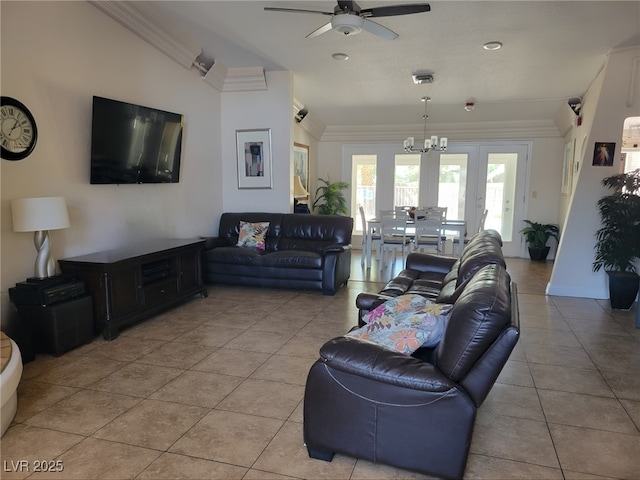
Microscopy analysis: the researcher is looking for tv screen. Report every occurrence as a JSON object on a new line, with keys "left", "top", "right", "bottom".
{"left": 90, "top": 96, "right": 183, "bottom": 184}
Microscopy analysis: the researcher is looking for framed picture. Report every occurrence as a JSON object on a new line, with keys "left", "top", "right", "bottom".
{"left": 293, "top": 142, "right": 310, "bottom": 192}
{"left": 592, "top": 142, "right": 615, "bottom": 167}
{"left": 236, "top": 129, "right": 272, "bottom": 189}
{"left": 561, "top": 141, "right": 572, "bottom": 195}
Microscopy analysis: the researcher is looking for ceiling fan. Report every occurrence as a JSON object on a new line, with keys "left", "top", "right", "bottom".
{"left": 264, "top": 1, "right": 431, "bottom": 40}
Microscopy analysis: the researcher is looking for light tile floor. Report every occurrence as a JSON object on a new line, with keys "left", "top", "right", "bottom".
{"left": 2, "top": 254, "right": 639, "bottom": 479}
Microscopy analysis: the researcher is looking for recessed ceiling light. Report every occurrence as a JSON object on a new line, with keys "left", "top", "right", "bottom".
{"left": 332, "top": 52, "right": 349, "bottom": 61}
{"left": 483, "top": 41, "right": 502, "bottom": 51}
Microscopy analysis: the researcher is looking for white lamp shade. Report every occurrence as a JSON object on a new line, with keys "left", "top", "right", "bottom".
{"left": 294, "top": 175, "right": 309, "bottom": 198}
{"left": 11, "top": 196, "right": 70, "bottom": 232}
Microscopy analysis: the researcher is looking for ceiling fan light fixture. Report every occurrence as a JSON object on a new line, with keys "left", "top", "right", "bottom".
{"left": 331, "top": 13, "right": 364, "bottom": 35}
{"left": 332, "top": 52, "right": 349, "bottom": 61}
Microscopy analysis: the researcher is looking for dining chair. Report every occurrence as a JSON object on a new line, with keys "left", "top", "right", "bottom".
{"left": 412, "top": 210, "right": 445, "bottom": 254}
{"left": 379, "top": 209, "right": 396, "bottom": 219}
{"left": 426, "top": 206, "right": 447, "bottom": 221}
{"left": 453, "top": 208, "right": 488, "bottom": 254}
{"left": 379, "top": 214, "right": 412, "bottom": 268}
{"left": 394, "top": 206, "right": 411, "bottom": 218}
{"left": 359, "top": 205, "right": 381, "bottom": 267}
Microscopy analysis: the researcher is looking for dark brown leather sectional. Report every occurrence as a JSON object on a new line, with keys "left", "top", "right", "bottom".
{"left": 303, "top": 230, "right": 519, "bottom": 479}
{"left": 355, "top": 229, "right": 505, "bottom": 323}
{"left": 202, "top": 212, "right": 353, "bottom": 295}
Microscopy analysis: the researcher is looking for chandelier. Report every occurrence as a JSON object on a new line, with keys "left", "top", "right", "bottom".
{"left": 403, "top": 97, "right": 447, "bottom": 153}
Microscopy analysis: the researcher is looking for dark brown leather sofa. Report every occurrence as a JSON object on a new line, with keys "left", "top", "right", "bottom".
{"left": 355, "top": 229, "right": 505, "bottom": 323}
{"left": 303, "top": 231, "right": 519, "bottom": 479}
{"left": 202, "top": 212, "right": 353, "bottom": 295}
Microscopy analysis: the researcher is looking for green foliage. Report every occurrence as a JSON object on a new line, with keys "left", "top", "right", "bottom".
{"left": 593, "top": 169, "right": 640, "bottom": 273}
{"left": 312, "top": 177, "right": 349, "bottom": 215}
{"left": 519, "top": 220, "right": 560, "bottom": 248}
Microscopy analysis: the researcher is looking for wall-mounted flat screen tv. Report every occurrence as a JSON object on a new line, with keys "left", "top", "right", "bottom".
{"left": 90, "top": 96, "right": 184, "bottom": 184}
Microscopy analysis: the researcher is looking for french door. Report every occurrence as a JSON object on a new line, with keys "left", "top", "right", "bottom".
{"left": 348, "top": 143, "right": 529, "bottom": 256}
{"left": 435, "top": 144, "right": 528, "bottom": 256}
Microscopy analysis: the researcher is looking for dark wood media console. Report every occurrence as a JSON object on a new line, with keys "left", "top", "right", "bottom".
{"left": 59, "top": 238, "right": 208, "bottom": 340}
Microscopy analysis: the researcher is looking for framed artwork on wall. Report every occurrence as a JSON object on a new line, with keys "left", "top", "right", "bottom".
{"left": 293, "top": 142, "right": 309, "bottom": 192}
{"left": 592, "top": 142, "right": 615, "bottom": 167}
{"left": 236, "top": 129, "right": 272, "bottom": 189}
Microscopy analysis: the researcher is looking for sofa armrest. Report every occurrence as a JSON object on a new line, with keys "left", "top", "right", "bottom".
{"left": 406, "top": 252, "right": 458, "bottom": 273}
{"left": 356, "top": 292, "right": 394, "bottom": 312}
{"left": 319, "top": 336, "right": 456, "bottom": 392}
{"left": 200, "top": 236, "right": 229, "bottom": 250}
{"left": 320, "top": 244, "right": 351, "bottom": 254}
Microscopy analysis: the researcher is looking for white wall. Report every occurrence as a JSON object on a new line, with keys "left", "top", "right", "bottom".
{"left": 548, "top": 46, "right": 640, "bottom": 299}
{"left": 220, "top": 71, "right": 294, "bottom": 216}
{"left": 0, "top": 2, "right": 297, "bottom": 324}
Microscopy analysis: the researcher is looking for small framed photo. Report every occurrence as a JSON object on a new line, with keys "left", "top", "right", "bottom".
{"left": 293, "top": 142, "right": 310, "bottom": 192}
{"left": 236, "top": 129, "right": 272, "bottom": 189}
{"left": 592, "top": 142, "right": 615, "bottom": 167}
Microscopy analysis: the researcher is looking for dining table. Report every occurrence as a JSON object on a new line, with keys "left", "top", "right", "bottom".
{"left": 364, "top": 217, "right": 467, "bottom": 269}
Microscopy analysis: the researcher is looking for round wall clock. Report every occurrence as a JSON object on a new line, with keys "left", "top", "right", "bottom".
{"left": 1, "top": 96, "right": 38, "bottom": 161}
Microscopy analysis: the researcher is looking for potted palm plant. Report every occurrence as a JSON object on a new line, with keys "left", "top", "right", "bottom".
{"left": 313, "top": 177, "right": 349, "bottom": 215}
{"left": 593, "top": 169, "right": 640, "bottom": 310}
{"left": 519, "top": 220, "right": 560, "bottom": 261}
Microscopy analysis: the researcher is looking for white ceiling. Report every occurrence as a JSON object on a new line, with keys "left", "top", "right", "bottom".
{"left": 155, "top": 1, "right": 640, "bottom": 127}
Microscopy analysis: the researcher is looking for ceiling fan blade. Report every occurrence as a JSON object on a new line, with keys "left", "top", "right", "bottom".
{"left": 362, "top": 18, "right": 398, "bottom": 39}
{"left": 306, "top": 22, "right": 333, "bottom": 38}
{"left": 361, "top": 3, "right": 431, "bottom": 18}
{"left": 264, "top": 7, "right": 333, "bottom": 16}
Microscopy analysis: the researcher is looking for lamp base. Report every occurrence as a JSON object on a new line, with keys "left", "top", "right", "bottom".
{"left": 33, "top": 230, "right": 56, "bottom": 279}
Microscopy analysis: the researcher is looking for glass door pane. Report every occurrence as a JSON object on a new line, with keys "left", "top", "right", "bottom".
{"left": 478, "top": 144, "right": 528, "bottom": 256}
{"left": 394, "top": 154, "right": 420, "bottom": 208}
{"left": 438, "top": 153, "right": 468, "bottom": 220}
{"left": 351, "top": 154, "right": 377, "bottom": 233}
{"left": 484, "top": 153, "right": 517, "bottom": 241}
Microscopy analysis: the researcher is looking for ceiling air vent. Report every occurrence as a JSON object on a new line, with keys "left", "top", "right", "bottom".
{"left": 412, "top": 73, "right": 434, "bottom": 84}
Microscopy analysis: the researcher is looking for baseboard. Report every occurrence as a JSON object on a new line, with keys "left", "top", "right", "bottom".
{"left": 545, "top": 282, "right": 608, "bottom": 299}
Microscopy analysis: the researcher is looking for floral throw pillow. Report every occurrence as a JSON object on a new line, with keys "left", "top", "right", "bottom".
{"left": 356, "top": 294, "right": 453, "bottom": 353}
{"left": 236, "top": 221, "right": 270, "bottom": 250}
{"left": 347, "top": 324, "right": 429, "bottom": 355}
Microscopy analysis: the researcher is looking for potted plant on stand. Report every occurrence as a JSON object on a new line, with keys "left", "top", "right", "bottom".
{"left": 520, "top": 220, "right": 560, "bottom": 261}
{"left": 313, "top": 177, "right": 349, "bottom": 215}
{"left": 593, "top": 169, "right": 640, "bottom": 310}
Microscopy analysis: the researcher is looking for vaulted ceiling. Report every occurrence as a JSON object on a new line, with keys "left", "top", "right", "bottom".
{"left": 154, "top": 1, "right": 640, "bottom": 128}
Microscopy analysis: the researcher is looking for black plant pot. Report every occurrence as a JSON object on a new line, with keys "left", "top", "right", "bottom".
{"left": 607, "top": 271, "right": 640, "bottom": 310}
{"left": 528, "top": 246, "right": 550, "bottom": 261}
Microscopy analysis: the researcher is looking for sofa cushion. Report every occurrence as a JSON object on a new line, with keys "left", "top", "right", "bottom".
{"left": 346, "top": 324, "right": 430, "bottom": 355}
{"left": 435, "top": 264, "right": 512, "bottom": 382}
{"left": 218, "top": 213, "right": 284, "bottom": 252}
{"left": 359, "top": 294, "right": 452, "bottom": 351}
{"left": 236, "top": 221, "right": 269, "bottom": 250}
{"left": 279, "top": 214, "right": 353, "bottom": 253}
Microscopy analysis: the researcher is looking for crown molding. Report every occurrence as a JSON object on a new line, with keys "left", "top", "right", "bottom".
{"left": 89, "top": 0, "right": 202, "bottom": 69}
{"left": 320, "top": 120, "right": 561, "bottom": 142}
{"left": 223, "top": 67, "right": 267, "bottom": 92}
{"left": 202, "top": 61, "right": 227, "bottom": 91}
{"left": 298, "top": 112, "right": 326, "bottom": 140}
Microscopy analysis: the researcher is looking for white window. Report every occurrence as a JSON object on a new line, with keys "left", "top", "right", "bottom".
{"left": 394, "top": 154, "right": 420, "bottom": 208}
{"left": 351, "top": 154, "right": 377, "bottom": 233}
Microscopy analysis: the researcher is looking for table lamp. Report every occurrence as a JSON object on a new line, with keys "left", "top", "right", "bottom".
{"left": 11, "top": 196, "right": 70, "bottom": 279}
{"left": 294, "top": 175, "right": 309, "bottom": 200}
